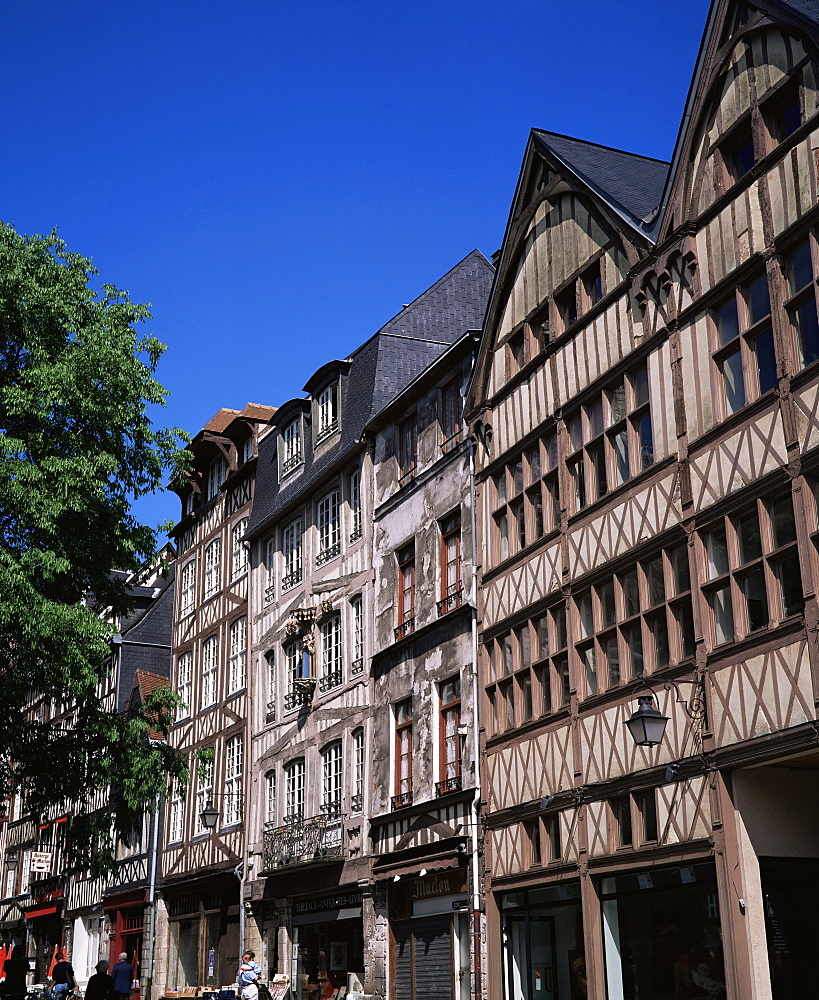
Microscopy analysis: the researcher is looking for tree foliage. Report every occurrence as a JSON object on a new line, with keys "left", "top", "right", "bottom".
{"left": 0, "top": 222, "right": 189, "bottom": 871}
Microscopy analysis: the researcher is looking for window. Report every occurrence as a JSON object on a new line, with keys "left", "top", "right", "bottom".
{"left": 316, "top": 489, "right": 340, "bottom": 565}
{"left": 319, "top": 614, "right": 342, "bottom": 691}
{"left": 284, "top": 641, "right": 307, "bottom": 712}
{"left": 282, "top": 517, "right": 304, "bottom": 589}
{"left": 228, "top": 617, "right": 247, "bottom": 693}
{"left": 784, "top": 237, "right": 819, "bottom": 368}
{"left": 556, "top": 284, "right": 578, "bottom": 332}
{"left": 441, "top": 378, "right": 461, "bottom": 451}
{"left": 201, "top": 636, "right": 218, "bottom": 709}
{"left": 613, "top": 797, "right": 633, "bottom": 849}
{"left": 285, "top": 759, "right": 305, "bottom": 821}
{"left": 317, "top": 384, "right": 339, "bottom": 440}
{"left": 232, "top": 518, "right": 249, "bottom": 579}
{"left": 176, "top": 652, "right": 192, "bottom": 719}
{"left": 224, "top": 735, "right": 243, "bottom": 826}
{"left": 567, "top": 365, "right": 653, "bottom": 513}
{"left": 765, "top": 82, "right": 803, "bottom": 145}
{"left": 396, "top": 543, "right": 415, "bottom": 640}
{"left": 352, "top": 728, "right": 364, "bottom": 813}
{"left": 265, "top": 537, "right": 276, "bottom": 604}
{"left": 349, "top": 469, "right": 362, "bottom": 542}
{"left": 393, "top": 698, "right": 413, "bottom": 807}
{"left": 527, "top": 820, "right": 542, "bottom": 867}
{"left": 265, "top": 771, "right": 276, "bottom": 825}
{"left": 351, "top": 596, "right": 364, "bottom": 674}
{"left": 241, "top": 436, "right": 254, "bottom": 465}
{"left": 712, "top": 274, "right": 776, "bottom": 417}
{"left": 437, "top": 676, "right": 462, "bottom": 795}
{"left": 582, "top": 260, "right": 603, "bottom": 308}
{"left": 204, "top": 538, "right": 221, "bottom": 599}
{"left": 206, "top": 455, "right": 226, "bottom": 501}
{"left": 266, "top": 651, "right": 276, "bottom": 719}
{"left": 722, "top": 120, "right": 756, "bottom": 182}
{"left": 180, "top": 561, "right": 196, "bottom": 617}
{"left": 168, "top": 787, "right": 184, "bottom": 844}
{"left": 439, "top": 511, "right": 462, "bottom": 614}
{"left": 702, "top": 493, "right": 803, "bottom": 646}
{"left": 492, "top": 435, "right": 560, "bottom": 564}
{"left": 282, "top": 418, "right": 302, "bottom": 474}
{"left": 546, "top": 814, "right": 561, "bottom": 863}
{"left": 555, "top": 260, "right": 603, "bottom": 334}
{"left": 321, "top": 741, "right": 342, "bottom": 816}
{"left": 638, "top": 790, "right": 658, "bottom": 844}
{"left": 508, "top": 330, "right": 526, "bottom": 374}
{"left": 573, "top": 543, "right": 695, "bottom": 697}
{"left": 398, "top": 415, "right": 417, "bottom": 483}
{"left": 196, "top": 756, "right": 214, "bottom": 835}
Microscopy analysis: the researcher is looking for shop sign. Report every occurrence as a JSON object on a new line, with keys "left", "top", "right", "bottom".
{"left": 293, "top": 891, "right": 363, "bottom": 915}
{"left": 29, "top": 852, "right": 52, "bottom": 874}
{"left": 207, "top": 948, "right": 215, "bottom": 978}
{"left": 411, "top": 869, "right": 467, "bottom": 900}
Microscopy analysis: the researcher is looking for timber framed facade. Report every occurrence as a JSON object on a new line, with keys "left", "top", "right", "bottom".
{"left": 466, "top": 1, "right": 819, "bottom": 998}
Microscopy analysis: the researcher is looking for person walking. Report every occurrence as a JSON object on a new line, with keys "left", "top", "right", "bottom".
{"left": 0, "top": 945, "right": 29, "bottom": 1000}
{"left": 237, "top": 951, "right": 261, "bottom": 1000}
{"left": 84, "top": 961, "right": 114, "bottom": 1000}
{"left": 51, "top": 952, "right": 75, "bottom": 998}
{"left": 111, "top": 953, "right": 133, "bottom": 1000}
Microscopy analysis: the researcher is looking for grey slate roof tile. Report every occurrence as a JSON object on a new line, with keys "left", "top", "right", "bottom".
{"left": 246, "top": 250, "right": 494, "bottom": 538}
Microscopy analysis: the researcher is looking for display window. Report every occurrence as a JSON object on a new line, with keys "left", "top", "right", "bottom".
{"left": 291, "top": 919, "right": 363, "bottom": 999}
{"left": 601, "top": 860, "right": 725, "bottom": 999}
{"left": 499, "top": 882, "right": 584, "bottom": 1000}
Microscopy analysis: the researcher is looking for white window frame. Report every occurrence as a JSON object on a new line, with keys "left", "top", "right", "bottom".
{"left": 282, "top": 518, "right": 304, "bottom": 590}
{"left": 322, "top": 741, "right": 343, "bottom": 816}
{"left": 232, "top": 518, "right": 249, "bottom": 579}
{"left": 317, "top": 384, "right": 338, "bottom": 440}
{"left": 265, "top": 770, "right": 277, "bottom": 825}
{"left": 242, "top": 436, "right": 254, "bottom": 464}
{"left": 204, "top": 538, "right": 221, "bottom": 599}
{"left": 351, "top": 596, "right": 364, "bottom": 674}
{"left": 180, "top": 560, "right": 196, "bottom": 617}
{"left": 168, "top": 786, "right": 184, "bottom": 843}
{"left": 196, "top": 757, "right": 214, "bottom": 835}
{"left": 228, "top": 617, "right": 247, "bottom": 693}
{"left": 317, "top": 489, "right": 340, "bottom": 562}
{"left": 349, "top": 469, "right": 362, "bottom": 541}
{"left": 207, "top": 455, "right": 227, "bottom": 501}
{"left": 265, "top": 536, "right": 276, "bottom": 604}
{"left": 282, "top": 418, "right": 302, "bottom": 474}
{"left": 352, "top": 728, "right": 364, "bottom": 814}
{"left": 224, "top": 735, "right": 243, "bottom": 826}
{"left": 176, "top": 652, "right": 192, "bottom": 719}
{"left": 285, "top": 758, "right": 305, "bottom": 821}
{"left": 201, "top": 636, "right": 218, "bottom": 709}
{"left": 320, "top": 615, "right": 342, "bottom": 691}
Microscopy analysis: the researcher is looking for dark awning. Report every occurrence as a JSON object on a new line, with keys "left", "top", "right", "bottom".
{"left": 25, "top": 905, "right": 59, "bottom": 919}
{"left": 372, "top": 837, "right": 468, "bottom": 881}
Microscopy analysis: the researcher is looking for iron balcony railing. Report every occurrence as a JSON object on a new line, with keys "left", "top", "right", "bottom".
{"left": 316, "top": 542, "right": 341, "bottom": 567}
{"left": 281, "top": 567, "right": 303, "bottom": 592}
{"left": 435, "top": 775, "right": 462, "bottom": 796}
{"left": 282, "top": 452, "right": 303, "bottom": 475}
{"left": 394, "top": 616, "right": 415, "bottom": 641}
{"left": 318, "top": 669, "right": 342, "bottom": 692}
{"left": 316, "top": 418, "right": 339, "bottom": 443}
{"left": 262, "top": 811, "right": 345, "bottom": 870}
{"left": 350, "top": 658, "right": 364, "bottom": 676}
{"left": 437, "top": 585, "right": 463, "bottom": 616}
{"left": 391, "top": 790, "right": 413, "bottom": 810}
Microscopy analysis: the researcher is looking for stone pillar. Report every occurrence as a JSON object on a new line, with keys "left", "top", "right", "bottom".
{"left": 359, "top": 880, "right": 387, "bottom": 1000}
{"left": 274, "top": 898, "right": 291, "bottom": 978}
{"left": 150, "top": 896, "right": 171, "bottom": 1000}
{"left": 242, "top": 901, "right": 263, "bottom": 967}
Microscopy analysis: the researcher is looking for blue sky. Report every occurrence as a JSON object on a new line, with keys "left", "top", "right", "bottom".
{"left": 2, "top": 0, "right": 710, "bottom": 534}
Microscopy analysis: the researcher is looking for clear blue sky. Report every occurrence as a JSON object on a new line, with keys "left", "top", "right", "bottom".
{"left": 2, "top": 0, "right": 710, "bottom": 535}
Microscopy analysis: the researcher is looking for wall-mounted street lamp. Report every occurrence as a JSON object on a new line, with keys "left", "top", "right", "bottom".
{"left": 200, "top": 800, "right": 219, "bottom": 830}
{"left": 6, "top": 854, "right": 18, "bottom": 871}
{"left": 624, "top": 677, "right": 706, "bottom": 748}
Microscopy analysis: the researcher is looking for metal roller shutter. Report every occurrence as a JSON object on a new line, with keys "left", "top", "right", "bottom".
{"left": 394, "top": 919, "right": 412, "bottom": 1000}
{"left": 412, "top": 914, "right": 453, "bottom": 999}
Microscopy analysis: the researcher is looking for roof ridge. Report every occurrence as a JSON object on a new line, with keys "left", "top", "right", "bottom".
{"left": 533, "top": 129, "right": 671, "bottom": 166}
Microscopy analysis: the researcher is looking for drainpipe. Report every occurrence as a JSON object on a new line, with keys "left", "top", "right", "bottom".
{"left": 235, "top": 863, "right": 245, "bottom": 954}
{"left": 145, "top": 793, "right": 160, "bottom": 1000}
{"left": 467, "top": 436, "right": 483, "bottom": 1000}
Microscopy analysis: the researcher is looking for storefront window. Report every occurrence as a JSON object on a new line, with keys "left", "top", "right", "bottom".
{"left": 761, "top": 856, "right": 819, "bottom": 999}
{"left": 170, "top": 919, "right": 199, "bottom": 987}
{"left": 499, "top": 883, "right": 584, "bottom": 1000}
{"left": 601, "top": 861, "right": 725, "bottom": 1000}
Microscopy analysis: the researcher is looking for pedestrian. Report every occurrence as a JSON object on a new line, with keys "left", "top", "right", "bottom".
{"left": 111, "top": 953, "right": 133, "bottom": 1000}
{"left": 84, "top": 961, "right": 115, "bottom": 1000}
{"left": 51, "top": 952, "right": 76, "bottom": 998}
{"left": 0, "top": 945, "right": 29, "bottom": 1000}
{"left": 237, "top": 951, "right": 261, "bottom": 1000}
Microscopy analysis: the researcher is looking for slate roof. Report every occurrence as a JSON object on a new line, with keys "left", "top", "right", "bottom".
{"left": 533, "top": 130, "right": 670, "bottom": 224}
{"left": 777, "top": 0, "right": 819, "bottom": 23}
{"left": 246, "top": 250, "right": 494, "bottom": 538}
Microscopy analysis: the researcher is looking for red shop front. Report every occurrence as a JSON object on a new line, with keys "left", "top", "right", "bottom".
{"left": 105, "top": 890, "right": 146, "bottom": 992}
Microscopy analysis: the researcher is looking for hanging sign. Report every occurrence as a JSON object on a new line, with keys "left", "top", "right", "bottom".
{"left": 29, "top": 852, "right": 52, "bottom": 873}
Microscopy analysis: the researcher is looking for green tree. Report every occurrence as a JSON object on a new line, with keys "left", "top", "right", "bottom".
{"left": 0, "top": 222, "right": 189, "bottom": 871}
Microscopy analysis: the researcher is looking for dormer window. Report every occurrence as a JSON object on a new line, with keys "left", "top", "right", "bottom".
{"left": 206, "top": 455, "right": 226, "bottom": 501}
{"left": 241, "top": 437, "right": 254, "bottom": 464}
{"left": 317, "top": 384, "right": 339, "bottom": 441}
{"left": 282, "top": 419, "right": 302, "bottom": 475}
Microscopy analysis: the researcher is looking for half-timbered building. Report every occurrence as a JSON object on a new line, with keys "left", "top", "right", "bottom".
{"left": 243, "top": 251, "right": 492, "bottom": 1000}
{"left": 465, "top": 1, "right": 819, "bottom": 998}
{"left": 366, "top": 331, "right": 483, "bottom": 1000}
{"left": 156, "top": 403, "right": 274, "bottom": 992}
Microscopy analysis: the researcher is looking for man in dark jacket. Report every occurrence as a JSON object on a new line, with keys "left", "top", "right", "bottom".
{"left": 51, "top": 953, "right": 75, "bottom": 998}
{"left": 110, "top": 954, "right": 133, "bottom": 1000}
{"left": 84, "top": 961, "right": 114, "bottom": 1000}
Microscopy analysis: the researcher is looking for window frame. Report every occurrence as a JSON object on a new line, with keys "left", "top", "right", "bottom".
{"left": 393, "top": 698, "right": 413, "bottom": 808}
{"left": 319, "top": 614, "right": 342, "bottom": 692}
{"left": 437, "top": 676, "right": 462, "bottom": 795}
{"left": 282, "top": 516, "right": 304, "bottom": 590}
{"left": 440, "top": 378, "right": 462, "bottom": 452}
{"left": 203, "top": 537, "right": 221, "bottom": 600}
{"left": 231, "top": 517, "right": 249, "bottom": 580}
{"left": 439, "top": 510, "right": 463, "bottom": 614}
{"left": 396, "top": 542, "right": 416, "bottom": 640}
{"left": 282, "top": 418, "right": 303, "bottom": 475}
{"left": 316, "top": 489, "right": 340, "bottom": 565}
{"left": 316, "top": 384, "right": 339, "bottom": 442}
{"left": 349, "top": 468, "right": 362, "bottom": 542}
{"left": 351, "top": 596, "right": 364, "bottom": 675}
{"left": 284, "top": 758, "right": 305, "bottom": 822}
{"left": 201, "top": 635, "right": 218, "bottom": 710}
{"left": 179, "top": 560, "right": 196, "bottom": 618}
{"left": 398, "top": 414, "right": 417, "bottom": 484}
{"left": 321, "top": 740, "right": 343, "bottom": 817}
{"left": 223, "top": 734, "right": 244, "bottom": 827}
{"left": 228, "top": 616, "right": 247, "bottom": 694}
{"left": 783, "top": 234, "right": 819, "bottom": 370}
{"left": 176, "top": 652, "right": 192, "bottom": 720}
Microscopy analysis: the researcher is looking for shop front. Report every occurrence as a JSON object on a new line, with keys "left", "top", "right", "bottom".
{"left": 105, "top": 890, "right": 146, "bottom": 989}
{"left": 163, "top": 877, "right": 240, "bottom": 989}
{"left": 290, "top": 889, "right": 364, "bottom": 1000}
{"left": 25, "top": 876, "right": 67, "bottom": 984}
{"left": 389, "top": 868, "right": 471, "bottom": 1000}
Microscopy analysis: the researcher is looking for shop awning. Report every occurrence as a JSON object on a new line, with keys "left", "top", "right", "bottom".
{"left": 372, "top": 838, "right": 468, "bottom": 881}
{"left": 25, "top": 906, "right": 59, "bottom": 919}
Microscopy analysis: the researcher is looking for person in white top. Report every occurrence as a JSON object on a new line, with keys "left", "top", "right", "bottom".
{"left": 237, "top": 952, "right": 261, "bottom": 1000}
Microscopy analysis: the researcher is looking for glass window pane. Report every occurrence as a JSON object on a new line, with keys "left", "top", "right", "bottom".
{"left": 528, "top": 447, "right": 541, "bottom": 482}
{"left": 754, "top": 327, "right": 777, "bottom": 394}
{"left": 556, "top": 654, "right": 570, "bottom": 705}
{"left": 613, "top": 427, "right": 629, "bottom": 484}
{"left": 600, "top": 580, "right": 617, "bottom": 627}
{"left": 651, "top": 613, "right": 670, "bottom": 669}
{"left": 778, "top": 553, "right": 804, "bottom": 617}
{"left": 610, "top": 381, "right": 626, "bottom": 423}
{"left": 712, "top": 584, "right": 734, "bottom": 644}
{"left": 671, "top": 543, "right": 691, "bottom": 594}
{"left": 622, "top": 569, "right": 640, "bottom": 617}
{"left": 605, "top": 634, "right": 620, "bottom": 687}
{"left": 577, "top": 592, "right": 594, "bottom": 638}
{"left": 633, "top": 366, "right": 649, "bottom": 408}
{"left": 626, "top": 625, "right": 643, "bottom": 677}
{"left": 590, "top": 440, "right": 608, "bottom": 499}
{"left": 553, "top": 605, "right": 567, "bottom": 650}
{"left": 503, "top": 635, "right": 514, "bottom": 675}
{"left": 539, "top": 665, "right": 551, "bottom": 716}
{"left": 521, "top": 673, "right": 533, "bottom": 723}
{"left": 738, "top": 510, "right": 762, "bottom": 564}
{"left": 677, "top": 602, "right": 696, "bottom": 659}
{"left": 789, "top": 241, "right": 813, "bottom": 295}
{"left": 717, "top": 298, "right": 740, "bottom": 346}
{"left": 706, "top": 525, "right": 729, "bottom": 579}
{"left": 645, "top": 557, "right": 665, "bottom": 606}
{"left": 771, "top": 494, "right": 796, "bottom": 548}
{"left": 722, "top": 345, "right": 746, "bottom": 413}
{"left": 537, "top": 617, "right": 549, "bottom": 660}
{"left": 796, "top": 297, "right": 819, "bottom": 367}
{"left": 582, "top": 646, "right": 597, "bottom": 696}
{"left": 570, "top": 456, "right": 586, "bottom": 510}
{"left": 779, "top": 99, "right": 802, "bottom": 139}
{"left": 588, "top": 398, "right": 604, "bottom": 437}
{"left": 568, "top": 414, "right": 583, "bottom": 452}
{"left": 743, "top": 570, "right": 768, "bottom": 631}
{"left": 496, "top": 473, "right": 507, "bottom": 506}
{"left": 637, "top": 412, "right": 654, "bottom": 469}
{"left": 748, "top": 274, "right": 771, "bottom": 323}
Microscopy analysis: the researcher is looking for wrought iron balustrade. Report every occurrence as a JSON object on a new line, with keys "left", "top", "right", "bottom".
{"left": 284, "top": 689, "right": 307, "bottom": 711}
{"left": 316, "top": 542, "right": 341, "bottom": 567}
{"left": 318, "top": 669, "right": 342, "bottom": 692}
{"left": 391, "top": 791, "right": 413, "bottom": 810}
{"left": 281, "top": 567, "right": 303, "bottom": 592}
{"left": 394, "top": 616, "right": 415, "bottom": 641}
{"left": 350, "top": 793, "right": 363, "bottom": 814}
{"left": 435, "top": 775, "right": 462, "bottom": 796}
{"left": 282, "top": 452, "right": 303, "bottom": 475}
{"left": 349, "top": 525, "right": 362, "bottom": 543}
{"left": 316, "top": 419, "right": 339, "bottom": 443}
{"left": 437, "top": 586, "right": 463, "bottom": 616}
{"left": 262, "top": 811, "right": 345, "bottom": 870}
{"left": 350, "top": 658, "right": 363, "bottom": 676}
